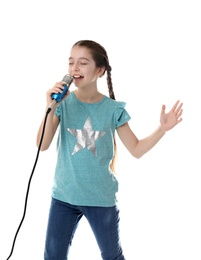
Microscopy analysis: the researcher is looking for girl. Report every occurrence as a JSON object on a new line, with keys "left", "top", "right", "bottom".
{"left": 36, "top": 40, "right": 183, "bottom": 260}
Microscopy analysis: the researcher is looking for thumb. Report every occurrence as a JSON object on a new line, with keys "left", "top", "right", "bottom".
{"left": 161, "top": 104, "right": 166, "bottom": 114}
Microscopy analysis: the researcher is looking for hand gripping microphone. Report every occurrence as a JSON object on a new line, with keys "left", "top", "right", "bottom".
{"left": 48, "top": 74, "right": 73, "bottom": 111}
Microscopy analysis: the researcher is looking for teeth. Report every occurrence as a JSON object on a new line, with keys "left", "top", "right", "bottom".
{"left": 73, "top": 75, "right": 84, "bottom": 78}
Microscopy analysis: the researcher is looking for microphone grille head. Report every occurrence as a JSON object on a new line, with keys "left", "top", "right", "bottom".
{"left": 62, "top": 74, "right": 73, "bottom": 85}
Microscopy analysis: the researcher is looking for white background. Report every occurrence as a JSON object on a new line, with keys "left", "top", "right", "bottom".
{"left": 0, "top": 1, "right": 200, "bottom": 259}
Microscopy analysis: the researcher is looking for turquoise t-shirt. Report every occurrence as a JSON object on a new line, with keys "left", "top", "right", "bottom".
{"left": 52, "top": 92, "right": 131, "bottom": 207}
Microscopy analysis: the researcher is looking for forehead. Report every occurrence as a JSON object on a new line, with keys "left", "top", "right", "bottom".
{"left": 69, "top": 46, "right": 92, "bottom": 60}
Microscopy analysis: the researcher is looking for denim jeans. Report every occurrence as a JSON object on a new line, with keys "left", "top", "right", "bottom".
{"left": 44, "top": 198, "right": 125, "bottom": 260}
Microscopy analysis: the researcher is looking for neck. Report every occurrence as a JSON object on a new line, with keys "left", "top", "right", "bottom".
{"left": 73, "top": 89, "right": 103, "bottom": 103}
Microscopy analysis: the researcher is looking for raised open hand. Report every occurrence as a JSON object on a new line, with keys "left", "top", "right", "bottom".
{"left": 160, "top": 100, "right": 183, "bottom": 132}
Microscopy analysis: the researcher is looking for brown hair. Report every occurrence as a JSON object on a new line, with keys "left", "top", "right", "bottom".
{"left": 72, "top": 40, "right": 117, "bottom": 172}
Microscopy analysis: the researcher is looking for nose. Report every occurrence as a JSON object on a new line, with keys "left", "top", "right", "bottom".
{"left": 71, "top": 63, "right": 79, "bottom": 72}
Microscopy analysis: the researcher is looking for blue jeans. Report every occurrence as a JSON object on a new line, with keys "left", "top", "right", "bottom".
{"left": 44, "top": 198, "right": 125, "bottom": 260}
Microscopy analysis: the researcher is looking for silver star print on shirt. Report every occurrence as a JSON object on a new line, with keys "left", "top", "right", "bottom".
{"left": 67, "top": 117, "right": 106, "bottom": 156}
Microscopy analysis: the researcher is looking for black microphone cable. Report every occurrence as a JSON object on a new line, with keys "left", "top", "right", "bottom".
{"left": 6, "top": 107, "right": 52, "bottom": 260}
{"left": 6, "top": 74, "right": 72, "bottom": 259}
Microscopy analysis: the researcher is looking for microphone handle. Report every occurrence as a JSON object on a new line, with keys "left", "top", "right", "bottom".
{"left": 48, "top": 74, "right": 73, "bottom": 110}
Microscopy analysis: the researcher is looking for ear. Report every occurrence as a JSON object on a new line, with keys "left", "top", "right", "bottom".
{"left": 97, "top": 67, "right": 105, "bottom": 77}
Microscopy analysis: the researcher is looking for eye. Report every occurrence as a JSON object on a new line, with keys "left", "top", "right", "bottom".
{"left": 80, "top": 62, "right": 87, "bottom": 65}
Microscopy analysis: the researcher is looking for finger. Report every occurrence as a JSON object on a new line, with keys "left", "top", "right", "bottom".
{"left": 174, "top": 102, "right": 183, "bottom": 115}
{"left": 161, "top": 104, "right": 166, "bottom": 115}
{"left": 177, "top": 117, "right": 183, "bottom": 123}
{"left": 176, "top": 109, "right": 183, "bottom": 119}
{"left": 52, "top": 84, "right": 64, "bottom": 93}
{"left": 171, "top": 100, "right": 182, "bottom": 112}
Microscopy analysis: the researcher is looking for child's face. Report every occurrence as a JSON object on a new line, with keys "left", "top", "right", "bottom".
{"left": 68, "top": 46, "right": 104, "bottom": 88}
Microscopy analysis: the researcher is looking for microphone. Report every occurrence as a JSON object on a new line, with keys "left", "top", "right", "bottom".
{"left": 48, "top": 74, "right": 73, "bottom": 110}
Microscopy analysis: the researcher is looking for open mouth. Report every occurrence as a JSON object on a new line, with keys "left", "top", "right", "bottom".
{"left": 73, "top": 75, "right": 84, "bottom": 79}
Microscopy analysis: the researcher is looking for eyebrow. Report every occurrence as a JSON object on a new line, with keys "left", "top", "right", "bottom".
{"left": 68, "top": 57, "right": 90, "bottom": 61}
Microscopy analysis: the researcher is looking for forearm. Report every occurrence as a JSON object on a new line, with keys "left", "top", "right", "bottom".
{"left": 134, "top": 126, "right": 165, "bottom": 158}
{"left": 36, "top": 106, "right": 58, "bottom": 151}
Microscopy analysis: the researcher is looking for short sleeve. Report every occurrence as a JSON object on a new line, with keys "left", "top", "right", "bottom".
{"left": 115, "top": 102, "right": 131, "bottom": 128}
{"left": 54, "top": 104, "right": 61, "bottom": 119}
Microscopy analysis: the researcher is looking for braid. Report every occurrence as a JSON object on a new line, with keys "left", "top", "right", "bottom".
{"left": 105, "top": 60, "right": 117, "bottom": 174}
{"left": 106, "top": 65, "right": 116, "bottom": 100}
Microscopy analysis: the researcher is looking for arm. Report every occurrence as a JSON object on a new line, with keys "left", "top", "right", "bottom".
{"left": 36, "top": 108, "right": 59, "bottom": 151}
{"left": 116, "top": 100, "right": 183, "bottom": 159}
{"left": 36, "top": 81, "right": 69, "bottom": 151}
